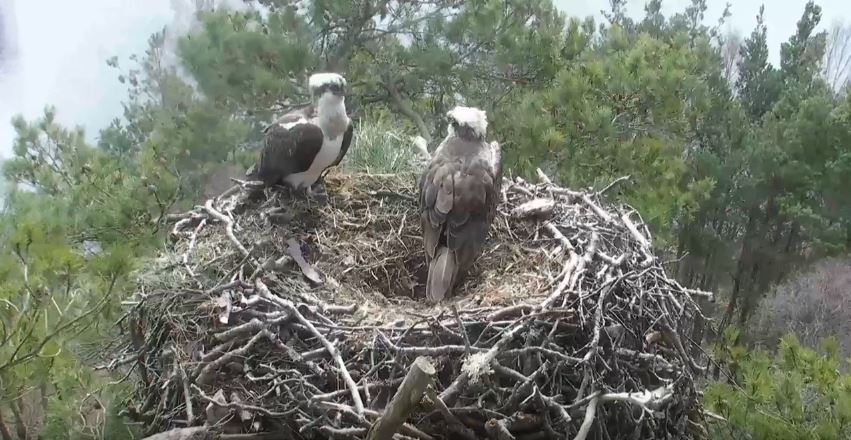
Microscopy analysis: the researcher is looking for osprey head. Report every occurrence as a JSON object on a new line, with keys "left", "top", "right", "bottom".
{"left": 446, "top": 106, "right": 487, "bottom": 141}
{"left": 309, "top": 72, "right": 347, "bottom": 100}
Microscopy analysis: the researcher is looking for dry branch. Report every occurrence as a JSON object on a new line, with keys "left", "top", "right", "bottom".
{"left": 366, "top": 357, "right": 435, "bottom": 440}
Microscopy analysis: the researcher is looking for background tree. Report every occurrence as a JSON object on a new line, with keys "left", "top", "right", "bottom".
{"left": 822, "top": 21, "right": 851, "bottom": 93}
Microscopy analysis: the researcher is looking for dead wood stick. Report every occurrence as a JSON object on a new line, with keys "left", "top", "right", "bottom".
{"left": 535, "top": 168, "right": 553, "bottom": 185}
{"left": 196, "top": 329, "right": 273, "bottom": 384}
{"left": 572, "top": 395, "right": 599, "bottom": 440}
{"left": 534, "top": 386, "right": 571, "bottom": 425}
{"left": 176, "top": 362, "right": 194, "bottom": 425}
{"left": 563, "top": 232, "right": 600, "bottom": 307}
{"left": 425, "top": 385, "right": 470, "bottom": 436}
{"left": 542, "top": 222, "right": 574, "bottom": 252}
{"left": 139, "top": 427, "right": 211, "bottom": 440}
{"left": 440, "top": 320, "right": 529, "bottom": 406}
{"left": 216, "top": 182, "right": 243, "bottom": 201}
{"left": 318, "top": 426, "right": 368, "bottom": 437}
{"left": 203, "top": 199, "right": 249, "bottom": 257}
{"left": 581, "top": 193, "right": 613, "bottom": 223}
{"left": 451, "top": 304, "right": 471, "bottom": 354}
{"left": 255, "top": 279, "right": 364, "bottom": 414}
{"left": 485, "top": 418, "right": 516, "bottom": 440}
{"left": 181, "top": 218, "right": 206, "bottom": 270}
{"left": 367, "top": 357, "right": 435, "bottom": 440}
{"left": 191, "top": 384, "right": 294, "bottom": 418}
{"left": 310, "top": 378, "right": 404, "bottom": 402}
{"left": 596, "top": 249, "right": 626, "bottom": 267}
{"left": 511, "top": 198, "right": 555, "bottom": 220}
{"left": 582, "top": 280, "right": 615, "bottom": 363}
{"left": 597, "top": 383, "right": 674, "bottom": 409}
{"left": 316, "top": 401, "right": 434, "bottom": 440}
{"left": 596, "top": 175, "right": 631, "bottom": 195}
{"left": 621, "top": 211, "right": 652, "bottom": 251}
{"left": 540, "top": 252, "right": 579, "bottom": 309}
{"left": 502, "top": 362, "right": 547, "bottom": 413}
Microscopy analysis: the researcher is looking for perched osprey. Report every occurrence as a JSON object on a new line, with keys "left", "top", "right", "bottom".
{"left": 419, "top": 106, "right": 502, "bottom": 303}
{"left": 247, "top": 72, "right": 354, "bottom": 197}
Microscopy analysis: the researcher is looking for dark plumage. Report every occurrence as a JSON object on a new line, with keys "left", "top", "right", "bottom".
{"left": 251, "top": 107, "right": 322, "bottom": 186}
{"left": 419, "top": 106, "right": 502, "bottom": 302}
{"left": 247, "top": 73, "right": 353, "bottom": 194}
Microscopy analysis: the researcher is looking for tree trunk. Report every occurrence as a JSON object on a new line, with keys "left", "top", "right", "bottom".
{"left": 10, "top": 399, "right": 27, "bottom": 440}
{"left": 385, "top": 83, "right": 432, "bottom": 143}
{"left": 0, "top": 407, "right": 14, "bottom": 440}
{"left": 719, "top": 209, "right": 758, "bottom": 335}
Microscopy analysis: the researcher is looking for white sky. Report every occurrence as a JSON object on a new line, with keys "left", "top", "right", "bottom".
{"left": 0, "top": 0, "right": 849, "bottom": 160}
{"left": 559, "top": 0, "right": 851, "bottom": 63}
{"left": 0, "top": 0, "right": 174, "bottom": 159}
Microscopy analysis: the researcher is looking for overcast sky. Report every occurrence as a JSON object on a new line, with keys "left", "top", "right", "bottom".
{"left": 0, "top": 0, "right": 849, "bottom": 160}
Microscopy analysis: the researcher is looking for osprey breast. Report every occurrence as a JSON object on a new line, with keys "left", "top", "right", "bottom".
{"left": 283, "top": 124, "right": 345, "bottom": 189}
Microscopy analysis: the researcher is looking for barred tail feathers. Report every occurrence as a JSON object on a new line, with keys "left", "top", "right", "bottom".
{"left": 426, "top": 247, "right": 455, "bottom": 303}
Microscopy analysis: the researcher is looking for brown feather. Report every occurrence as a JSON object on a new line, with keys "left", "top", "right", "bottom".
{"left": 418, "top": 134, "right": 502, "bottom": 302}
{"left": 426, "top": 247, "right": 455, "bottom": 303}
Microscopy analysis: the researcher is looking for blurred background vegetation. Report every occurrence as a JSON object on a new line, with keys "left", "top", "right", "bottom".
{"left": 1, "top": 0, "right": 851, "bottom": 438}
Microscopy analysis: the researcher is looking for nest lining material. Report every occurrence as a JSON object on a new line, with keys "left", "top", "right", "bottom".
{"left": 115, "top": 170, "right": 714, "bottom": 440}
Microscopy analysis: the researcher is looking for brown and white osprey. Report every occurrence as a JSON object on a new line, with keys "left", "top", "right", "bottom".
{"left": 247, "top": 73, "right": 354, "bottom": 197}
{"left": 419, "top": 106, "right": 502, "bottom": 303}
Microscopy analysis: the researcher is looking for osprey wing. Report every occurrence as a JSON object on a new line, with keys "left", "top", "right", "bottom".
{"left": 252, "top": 122, "right": 324, "bottom": 186}
{"left": 330, "top": 119, "right": 354, "bottom": 168}
{"left": 262, "top": 105, "right": 315, "bottom": 134}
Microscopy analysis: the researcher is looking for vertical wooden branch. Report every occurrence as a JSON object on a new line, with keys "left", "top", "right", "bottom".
{"left": 0, "top": 407, "right": 13, "bottom": 440}
{"left": 367, "top": 357, "right": 435, "bottom": 440}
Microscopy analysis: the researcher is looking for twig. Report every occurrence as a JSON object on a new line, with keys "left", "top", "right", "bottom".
{"left": 582, "top": 279, "right": 615, "bottom": 363}
{"left": 424, "top": 386, "right": 470, "bottom": 435}
{"left": 440, "top": 319, "right": 529, "bottom": 406}
{"left": 255, "top": 280, "right": 364, "bottom": 414}
{"left": 181, "top": 218, "right": 207, "bottom": 276}
{"left": 192, "top": 384, "right": 294, "bottom": 417}
{"left": 315, "top": 401, "right": 434, "bottom": 440}
{"left": 542, "top": 222, "right": 574, "bottom": 252}
{"left": 580, "top": 194, "right": 613, "bottom": 224}
{"left": 177, "top": 361, "right": 194, "bottom": 424}
{"left": 204, "top": 199, "right": 249, "bottom": 257}
{"left": 451, "top": 304, "right": 471, "bottom": 354}
{"left": 572, "top": 395, "right": 599, "bottom": 440}
{"left": 484, "top": 418, "right": 516, "bottom": 440}
{"left": 535, "top": 168, "right": 553, "bottom": 185}
{"left": 596, "top": 175, "right": 630, "bottom": 195}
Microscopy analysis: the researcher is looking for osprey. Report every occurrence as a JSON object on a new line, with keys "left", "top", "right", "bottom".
{"left": 419, "top": 106, "right": 502, "bottom": 303}
{"left": 247, "top": 72, "right": 354, "bottom": 197}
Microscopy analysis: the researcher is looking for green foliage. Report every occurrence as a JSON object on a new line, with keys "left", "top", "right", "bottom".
{"left": 178, "top": 9, "right": 315, "bottom": 120}
{"left": 342, "top": 110, "right": 424, "bottom": 174}
{"left": 497, "top": 21, "right": 720, "bottom": 243}
{"left": 706, "top": 335, "right": 851, "bottom": 439}
{"left": 0, "top": 107, "right": 163, "bottom": 438}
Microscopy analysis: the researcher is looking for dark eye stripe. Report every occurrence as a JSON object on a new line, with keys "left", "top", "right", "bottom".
{"left": 312, "top": 83, "right": 345, "bottom": 94}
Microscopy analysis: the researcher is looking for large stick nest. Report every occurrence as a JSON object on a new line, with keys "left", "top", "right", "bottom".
{"left": 111, "top": 170, "right": 714, "bottom": 440}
